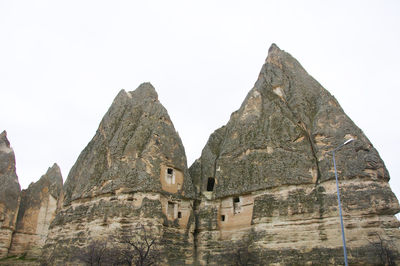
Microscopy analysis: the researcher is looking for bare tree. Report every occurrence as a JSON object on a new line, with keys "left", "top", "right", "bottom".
{"left": 40, "top": 243, "right": 64, "bottom": 266}
{"left": 74, "top": 240, "right": 110, "bottom": 266}
{"left": 234, "top": 245, "right": 251, "bottom": 266}
{"left": 368, "top": 232, "right": 396, "bottom": 266}
{"left": 232, "top": 234, "right": 256, "bottom": 266}
{"left": 113, "top": 223, "right": 161, "bottom": 266}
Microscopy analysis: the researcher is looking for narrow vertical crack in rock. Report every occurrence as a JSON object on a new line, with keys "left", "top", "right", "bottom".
{"left": 277, "top": 89, "right": 322, "bottom": 185}
{"left": 297, "top": 121, "right": 321, "bottom": 184}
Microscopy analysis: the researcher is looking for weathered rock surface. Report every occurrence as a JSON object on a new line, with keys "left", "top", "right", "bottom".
{"left": 8, "top": 163, "right": 63, "bottom": 258}
{"left": 0, "top": 131, "right": 21, "bottom": 258}
{"left": 43, "top": 83, "right": 195, "bottom": 264}
{"left": 4, "top": 44, "right": 399, "bottom": 265}
{"left": 189, "top": 44, "right": 400, "bottom": 265}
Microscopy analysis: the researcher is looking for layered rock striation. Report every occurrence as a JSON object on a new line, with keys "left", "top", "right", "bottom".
{"left": 2, "top": 44, "right": 399, "bottom": 265}
{"left": 8, "top": 164, "right": 63, "bottom": 258}
{"left": 189, "top": 44, "right": 400, "bottom": 265}
{"left": 0, "top": 131, "right": 21, "bottom": 258}
{"left": 44, "top": 83, "right": 196, "bottom": 264}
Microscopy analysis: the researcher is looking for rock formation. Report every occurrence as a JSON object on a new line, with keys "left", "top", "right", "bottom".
{"left": 0, "top": 131, "right": 21, "bottom": 258}
{"left": 8, "top": 163, "right": 63, "bottom": 258}
{"left": 2, "top": 44, "right": 399, "bottom": 265}
{"left": 189, "top": 44, "right": 400, "bottom": 265}
{"left": 43, "top": 83, "right": 196, "bottom": 264}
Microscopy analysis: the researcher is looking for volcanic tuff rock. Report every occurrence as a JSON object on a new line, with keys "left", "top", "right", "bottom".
{"left": 63, "top": 83, "right": 194, "bottom": 203}
{"left": 44, "top": 83, "right": 196, "bottom": 264}
{"left": 0, "top": 131, "right": 21, "bottom": 258}
{"left": 2, "top": 44, "right": 400, "bottom": 265}
{"left": 8, "top": 163, "right": 63, "bottom": 258}
{"left": 189, "top": 44, "right": 400, "bottom": 265}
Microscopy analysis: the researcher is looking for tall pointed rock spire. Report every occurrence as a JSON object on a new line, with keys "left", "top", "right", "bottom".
{"left": 63, "top": 83, "right": 194, "bottom": 203}
{"left": 44, "top": 83, "right": 195, "bottom": 264}
{"left": 189, "top": 44, "right": 400, "bottom": 265}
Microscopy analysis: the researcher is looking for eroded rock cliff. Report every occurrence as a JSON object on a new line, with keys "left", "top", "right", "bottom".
{"left": 0, "top": 131, "right": 21, "bottom": 258}
{"left": 189, "top": 44, "right": 400, "bottom": 265}
{"left": 8, "top": 163, "right": 63, "bottom": 258}
{"left": 2, "top": 44, "right": 399, "bottom": 265}
{"left": 43, "top": 83, "right": 196, "bottom": 264}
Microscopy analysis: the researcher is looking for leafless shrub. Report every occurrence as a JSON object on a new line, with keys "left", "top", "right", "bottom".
{"left": 74, "top": 240, "right": 111, "bottom": 266}
{"left": 234, "top": 245, "right": 251, "bottom": 266}
{"left": 45, "top": 223, "right": 161, "bottom": 265}
{"left": 368, "top": 232, "right": 396, "bottom": 266}
{"left": 112, "top": 223, "right": 161, "bottom": 266}
{"left": 233, "top": 234, "right": 256, "bottom": 266}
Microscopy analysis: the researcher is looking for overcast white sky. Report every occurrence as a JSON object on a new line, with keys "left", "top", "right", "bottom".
{"left": 1, "top": 1, "right": 399, "bottom": 205}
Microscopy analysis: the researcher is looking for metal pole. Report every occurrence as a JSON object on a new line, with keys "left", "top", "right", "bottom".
{"left": 332, "top": 150, "right": 349, "bottom": 266}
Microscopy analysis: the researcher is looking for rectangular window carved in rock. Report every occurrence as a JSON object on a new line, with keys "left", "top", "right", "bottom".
{"left": 221, "top": 215, "right": 225, "bottom": 222}
{"left": 233, "top": 197, "right": 241, "bottom": 214}
{"left": 178, "top": 211, "right": 182, "bottom": 219}
{"left": 167, "top": 168, "right": 173, "bottom": 175}
{"left": 207, "top": 177, "right": 215, "bottom": 191}
{"left": 168, "top": 201, "right": 175, "bottom": 219}
{"left": 166, "top": 167, "right": 175, "bottom": 185}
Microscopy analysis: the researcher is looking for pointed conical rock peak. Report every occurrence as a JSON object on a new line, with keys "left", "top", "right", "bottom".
{"left": 0, "top": 131, "right": 17, "bottom": 178}
{"left": 0, "top": 131, "right": 21, "bottom": 258}
{"left": 0, "top": 130, "right": 10, "bottom": 148}
{"left": 190, "top": 43, "right": 396, "bottom": 200}
{"left": 111, "top": 83, "right": 158, "bottom": 108}
{"left": 42, "top": 163, "right": 63, "bottom": 197}
{"left": 22, "top": 163, "right": 63, "bottom": 204}
{"left": 46, "top": 83, "right": 195, "bottom": 264}
{"left": 9, "top": 164, "right": 63, "bottom": 257}
{"left": 129, "top": 82, "right": 158, "bottom": 100}
{"left": 63, "top": 83, "right": 194, "bottom": 204}
{"left": 189, "top": 44, "right": 400, "bottom": 265}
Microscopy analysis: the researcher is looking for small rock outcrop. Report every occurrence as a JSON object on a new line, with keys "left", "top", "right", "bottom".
{"left": 8, "top": 163, "right": 63, "bottom": 258}
{"left": 189, "top": 44, "right": 400, "bottom": 265}
{"left": 0, "top": 131, "right": 21, "bottom": 258}
{"left": 43, "top": 83, "right": 196, "bottom": 264}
